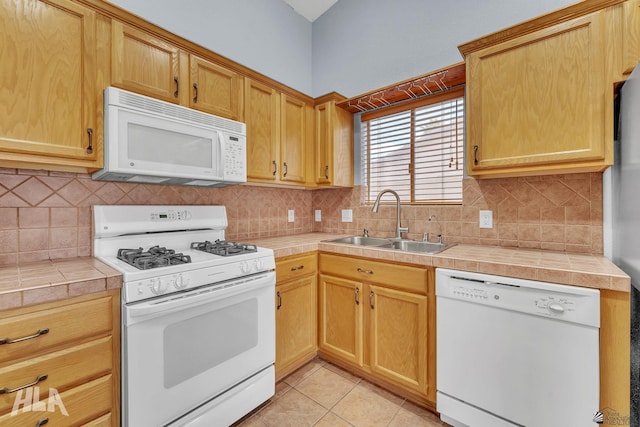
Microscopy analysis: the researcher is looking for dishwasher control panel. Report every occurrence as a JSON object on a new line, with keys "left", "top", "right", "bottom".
{"left": 436, "top": 268, "right": 600, "bottom": 328}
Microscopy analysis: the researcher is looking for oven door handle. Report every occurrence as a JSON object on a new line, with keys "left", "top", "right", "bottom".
{"left": 126, "top": 272, "right": 275, "bottom": 321}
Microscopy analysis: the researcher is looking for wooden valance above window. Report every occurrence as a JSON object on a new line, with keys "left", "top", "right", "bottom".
{"left": 336, "top": 62, "right": 466, "bottom": 114}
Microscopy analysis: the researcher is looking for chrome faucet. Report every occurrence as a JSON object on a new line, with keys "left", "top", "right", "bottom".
{"left": 424, "top": 214, "right": 443, "bottom": 244}
{"left": 372, "top": 189, "right": 408, "bottom": 240}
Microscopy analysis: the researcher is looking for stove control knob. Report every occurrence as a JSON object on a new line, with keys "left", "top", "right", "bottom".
{"left": 240, "top": 261, "right": 251, "bottom": 274}
{"left": 174, "top": 274, "right": 187, "bottom": 289}
{"left": 255, "top": 259, "right": 264, "bottom": 271}
{"left": 150, "top": 278, "right": 168, "bottom": 295}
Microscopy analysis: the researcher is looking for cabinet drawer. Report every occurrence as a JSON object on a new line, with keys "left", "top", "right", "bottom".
{"left": 81, "top": 412, "right": 112, "bottom": 426}
{"left": 0, "top": 296, "right": 113, "bottom": 364}
{"left": 276, "top": 253, "right": 317, "bottom": 283}
{"left": 0, "top": 337, "right": 112, "bottom": 415}
{"left": 319, "top": 254, "right": 427, "bottom": 294}
{"left": 0, "top": 374, "right": 112, "bottom": 426}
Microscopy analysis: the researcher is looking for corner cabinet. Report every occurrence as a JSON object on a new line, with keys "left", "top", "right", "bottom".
{"left": 0, "top": 290, "right": 120, "bottom": 426}
{"left": 111, "top": 21, "right": 243, "bottom": 121}
{"left": 461, "top": 3, "right": 623, "bottom": 178}
{"left": 0, "top": 0, "right": 100, "bottom": 173}
{"left": 314, "top": 94, "right": 354, "bottom": 187}
{"left": 318, "top": 254, "right": 435, "bottom": 408}
{"left": 274, "top": 253, "right": 317, "bottom": 381}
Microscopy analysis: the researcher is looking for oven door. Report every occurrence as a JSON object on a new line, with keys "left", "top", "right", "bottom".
{"left": 122, "top": 271, "right": 275, "bottom": 427}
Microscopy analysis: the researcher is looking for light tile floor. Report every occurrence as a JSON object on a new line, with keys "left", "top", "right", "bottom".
{"left": 234, "top": 359, "right": 450, "bottom": 427}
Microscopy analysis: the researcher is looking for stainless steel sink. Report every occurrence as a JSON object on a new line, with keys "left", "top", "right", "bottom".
{"left": 325, "top": 236, "right": 455, "bottom": 254}
{"left": 378, "top": 240, "right": 455, "bottom": 254}
{"left": 327, "top": 236, "right": 392, "bottom": 246}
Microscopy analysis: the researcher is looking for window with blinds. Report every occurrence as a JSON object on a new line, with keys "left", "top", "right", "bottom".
{"left": 361, "top": 87, "right": 464, "bottom": 204}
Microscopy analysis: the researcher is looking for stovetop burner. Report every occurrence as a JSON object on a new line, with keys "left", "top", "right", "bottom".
{"left": 191, "top": 240, "right": 258, "bottom": 257}
{"left": 117, "top": 246, "right": 192, "bottom": 270}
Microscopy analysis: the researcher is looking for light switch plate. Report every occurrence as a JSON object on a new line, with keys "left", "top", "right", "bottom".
{"left": 288, "top": 209, "right": 295, "bottom": 223}
{"left": 479, "top": 210, "right": 493, "bottom": 229}
{"left": 314, "top": 210, "right": 322, "bottom": 222}
{"left": 341, "top": 209, "right": 353, "bottom": 223}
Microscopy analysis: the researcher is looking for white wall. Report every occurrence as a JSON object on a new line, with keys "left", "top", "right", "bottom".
{"left": 312, "top": 0, "right": 576, "bottom": 97}
{"left": 108, "top": 0, "right": 577, "bottom": 98}
{"left": 107, "top": 0, "right": 313, "bottom": 95}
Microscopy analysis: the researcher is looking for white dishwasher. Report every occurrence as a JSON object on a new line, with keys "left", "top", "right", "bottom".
{"left": 436, "top": 268, "right": 600, "bottom": 427}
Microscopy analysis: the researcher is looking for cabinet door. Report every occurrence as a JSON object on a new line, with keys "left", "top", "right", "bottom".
{"left": 318, "top": 274, "right": 363, "bottom": 366}
{"left": 369, "top": 285, "right": 428, "bottom": 396}
{"left": 467, "top": 12, "right": 608, "bottom": 174}
{"left": 245, "top": 78, "right": 279, "bottom": 182}
{"left": 0, "top": 0, "right": 97, "bottom": 168}
{"left": 112, "top": 21, "right": 180, "bottom": 103}
{"left": 280, "top": 95, "right": 307, "bottom": 184}
{"left": 189, "top": 55, "right": 243, "bottom": 121}
{"left": 624, "top": 0, "right": 640, "bottom": 75}
{"left": 275, "top": 275, "right": 317, "bottom": 378}
{"left": 315, "top": 101, "right": 354, "bottom": 187}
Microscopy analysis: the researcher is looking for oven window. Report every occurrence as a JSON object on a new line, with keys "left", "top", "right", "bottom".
{"left": 163, "top": 299, "right": 258, "bottom": 388}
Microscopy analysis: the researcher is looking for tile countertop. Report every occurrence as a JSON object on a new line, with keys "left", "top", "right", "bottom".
{"left": 253, "top": 232, "right": 631, "bottom": 292}
{"left": 0, "top": 257, "right": 122, "bottom": 311}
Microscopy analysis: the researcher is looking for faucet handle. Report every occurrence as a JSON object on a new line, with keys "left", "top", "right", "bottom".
{"left": 422, "top": 232, "right": 429, "bottom": 242}
{"left": 363, "top": 229, "right": 369, "bottom": 237}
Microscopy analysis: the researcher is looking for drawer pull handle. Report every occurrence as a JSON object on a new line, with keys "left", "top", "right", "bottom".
{"left": 355, "top": 287, "right": 360, "bottom": 305}
{"left": 0, "top": 374, "right": 48, "bottom": 394}
{"left": 36, "top": 418, "right": 49, "bottom": 427}
{"left": 357, "top": 268, "right": 373, "bottom": 275}
{"left": 0, "top": 328, "right": 49, "bottom": 345}
{"left": 276, "top": 291, "right": 282, "bottom": 310}
{"left": 290, "top": 265, "right": 304, "bottom": 271}
{"left": 370, "top": 290, "right": 375, "bottom": 309}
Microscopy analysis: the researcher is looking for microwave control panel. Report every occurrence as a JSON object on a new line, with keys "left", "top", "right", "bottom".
{"left": 224, "top": 135, "right": 246, "bottom": 180}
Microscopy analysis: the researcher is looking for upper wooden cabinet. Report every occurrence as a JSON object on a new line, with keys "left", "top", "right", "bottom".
{"left": 315, "top": 94, "right": 354, "bottom": 187}
{"left": 111, "top": 22, "right": 243, "bottom": 121}
{"left": 623, "top": 0, "right": 640, "bottom": 74}
{"left": 244, "top": 78, "right": 312, "bottom": 186}
{"left": 0, "top": 0, "right": 100, "bottom": 173}
{"left": 111, "top": 21, "right": 181, "bottom": 104}
{"left": 189, "top": 55, "right": 243, "bottom": 121}
{"left": 462, "top": 9, "right": 615, "bottom": 178}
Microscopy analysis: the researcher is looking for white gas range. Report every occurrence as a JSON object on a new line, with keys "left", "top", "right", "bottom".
{"left": 93, "top": 205, "right": 276, "bottom": 427}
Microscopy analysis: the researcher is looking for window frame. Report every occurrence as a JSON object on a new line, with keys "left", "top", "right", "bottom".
{"left": 361, "top": 86, "right": 465, "bottom": 205}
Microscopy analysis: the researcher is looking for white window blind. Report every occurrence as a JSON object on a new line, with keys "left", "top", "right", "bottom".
{"left": 362, "top": 88, "right": 464, "bottom": 204}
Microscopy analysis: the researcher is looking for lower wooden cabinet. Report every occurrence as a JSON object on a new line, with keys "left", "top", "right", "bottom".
{"left": 318, "top": 253, "right": 434, "bottom": 407}
{"left": 0, "top": 290, "right": 120, "bottom": 426}
{"left": 275, "top": 253, "right": 317, "bottom": 380}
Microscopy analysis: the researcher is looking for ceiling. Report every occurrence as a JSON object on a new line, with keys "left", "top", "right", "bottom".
{"left": 282, "top": 0, "right": 339, "bottom": 22}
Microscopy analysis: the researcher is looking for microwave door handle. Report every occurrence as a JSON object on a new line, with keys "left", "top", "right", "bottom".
{"left": 216, "top": 131, "right": 224, "bottom": 179}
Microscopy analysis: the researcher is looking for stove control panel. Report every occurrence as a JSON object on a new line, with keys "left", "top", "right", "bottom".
{"left": 150, "top": 209, "right": 192, "bottom": 221}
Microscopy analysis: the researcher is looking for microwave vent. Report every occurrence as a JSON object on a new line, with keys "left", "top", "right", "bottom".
{"left": 116, "top": 89, "right": 245, "bottom": 135}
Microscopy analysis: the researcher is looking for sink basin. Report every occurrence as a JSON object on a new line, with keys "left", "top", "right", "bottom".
{"left": 378, "top": 240, "right": 456, "bottom": 254}
{"left": 327, "top": 236, "right": 392, "bottom": 246}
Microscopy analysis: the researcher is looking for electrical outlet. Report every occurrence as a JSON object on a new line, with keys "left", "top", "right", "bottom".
{"left": 314, "top": 210, "right": 322, "bottom": 222}
{"left": 479, "top": 210, "right": 493, "bottom": 229}
{"left": 341, "top": 209, "right": 353, "bottom": 223}
{"left": 287, "top": 209, "right": 295, "bottom": 223}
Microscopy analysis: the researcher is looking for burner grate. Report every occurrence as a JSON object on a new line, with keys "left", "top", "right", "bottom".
{"left": 191, "top": 240, "right": 258, "bottom": 257}
{"left": 117, "top": 246, "right": 192, "bottom": 270}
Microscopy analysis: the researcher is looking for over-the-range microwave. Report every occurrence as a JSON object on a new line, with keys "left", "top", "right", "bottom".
{"left": 92, "top": 86, "right": 246, "bottom": 187}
